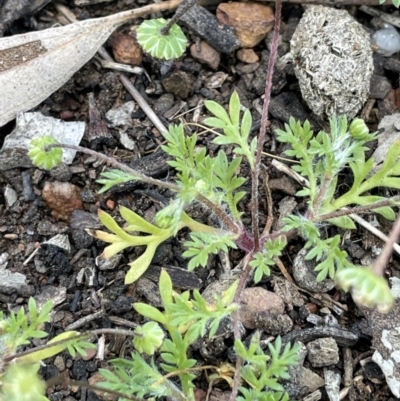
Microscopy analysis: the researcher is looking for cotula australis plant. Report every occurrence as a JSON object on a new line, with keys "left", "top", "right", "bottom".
{"left": 27, "top": 0, "right": 400, "bottom": 398}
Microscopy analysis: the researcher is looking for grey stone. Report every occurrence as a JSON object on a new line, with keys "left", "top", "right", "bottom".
{"left": 255, "top": 312, "right": 293, "bottom": 335}
{"left": 307, "top": 338, "right": 340, "bottom": 367}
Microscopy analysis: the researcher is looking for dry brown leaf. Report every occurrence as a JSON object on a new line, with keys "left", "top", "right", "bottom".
{"left": 0, "top": 0, "right": 182, "bottom": 127}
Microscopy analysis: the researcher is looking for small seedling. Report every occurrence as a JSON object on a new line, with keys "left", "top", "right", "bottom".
{"left": 98, "top": 269, "right": 299, "bottom": 401}
{"left": 0, "top": 298, "right": 95, "bottom": 401}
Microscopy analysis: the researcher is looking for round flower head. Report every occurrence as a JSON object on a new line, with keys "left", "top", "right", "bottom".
{"left": 137, "top": 19, "right": 187, "bottom": 60}
{"left": 28, "top": 136, "right": 62, "bottom": 170}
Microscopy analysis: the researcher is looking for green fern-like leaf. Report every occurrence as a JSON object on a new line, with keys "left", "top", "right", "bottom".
{"left": 137, "top": 18, "right": 187, "bottom": 60}
{"left": 204, "top": 91, "right": 256, "bottom": 168}
{"left": 250, "top": 236, "right": 287, "bottom": 283}
{"left": 96, "top": 169, "right": 138, "bottom": 193}
{"left": 183, "top": 231, "right": 237, "bottom": 270}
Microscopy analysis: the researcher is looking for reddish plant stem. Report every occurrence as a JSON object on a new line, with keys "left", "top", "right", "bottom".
{"left": 229, "top": 5, "right": 282, "bottom": 400}
{"left": 250, "top": 0, "right": 282, "bottom": 252}
{"left": 372, "top": 212, "right": 400, "bottom": 276}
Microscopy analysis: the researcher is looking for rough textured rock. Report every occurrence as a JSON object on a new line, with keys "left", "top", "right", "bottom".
{"left": 255, "top": 312, "right": 293, "bottom": 335}
{"left": 239, "top": 287, "right": 285, "bottom": 329}
{"left": 217, "top": 2, "right": 274, "bottom": 48}
{"left": 162, "top": 71, "right": 195, "bottom": 99}
{"left": 290, "top": 5, "right": 373, "bottom": 119}
{"left": 307, "top": 338, "right": 340, "bottom": 367}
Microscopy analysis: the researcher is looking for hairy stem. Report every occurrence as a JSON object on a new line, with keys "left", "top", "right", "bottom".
{"left": 46, "top": 143, "right": 179, "bottom": 191}
{"left": 45, "top": 143, "right": 238, "bottom": 233}
{"left": 316, "top": 195, "right": 400, "bottom": 221}
{"left": 229, "top": 253, "right": 254, "bottom": 401}
{"left": 313, "top": 173, "right": 333, "bottom": 215}
{"left": 196, "top": 193, "right": 241, "bottom": 234}
{"left": 372, "top": 212, "right": 400, "bottom": 276}
{"left": 160, "top": 0, "right": 198, "bottom": 34}
{"left": 251, "top": 0, "right": 282, "bottom": 252}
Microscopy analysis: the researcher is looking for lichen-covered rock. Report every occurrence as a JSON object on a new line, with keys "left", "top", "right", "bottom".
{"left": 290, "top": 5, "right": 373, "bottom": 119}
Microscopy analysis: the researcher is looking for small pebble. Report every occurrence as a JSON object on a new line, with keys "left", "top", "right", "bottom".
{"left": 307, "top": 337, "right": 340, "bottom": 367}
{"left": 112, "top": 32, "right": 143, "bottom": 66}
{"left": 4, "top": 185, "right": 17, "bottom": 208}
{"left": 190, "top": 41, "right": 220, "bottom": 69}
{"left": 59, "top": 110, "right": 75, "bottom": 120}
{"left": 239, "top": 287, "right": 285, "bottom": 329}
{"left": 237, "top": 48, "right": 259, "bottom": 63}
{"left": 372, "top": 24, "right": 400, "bottom": 57}
{"left": 42, "top": 181, "right": 83, "bottom": 220}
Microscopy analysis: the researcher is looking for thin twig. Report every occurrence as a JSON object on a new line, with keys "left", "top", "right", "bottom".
{"left": 46, "top": 143, "right": 179, "bottom": 191}
{"left": 274, "top": 256, "right": 295, "bottom": 283}
{"left": 264, "top": 0, "right": 397, "bottom": 4}
{"left": 349, "top": 213, "right": 400, "bottom": 255}
{"left": 360, "top": 5, "right": 400, "bottom": 29}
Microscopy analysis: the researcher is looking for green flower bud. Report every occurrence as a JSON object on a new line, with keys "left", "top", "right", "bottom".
{"left": 1, "top": 363, "right": 48, "bottom": 401}
{"left": 336, "top": 266, "right": 393, "bottom": 313}
{"left": 349, "top": 118, "right": 369, "bottom": 140}
{"left": 133, "top": 322, "right": 164, "bottom": 355}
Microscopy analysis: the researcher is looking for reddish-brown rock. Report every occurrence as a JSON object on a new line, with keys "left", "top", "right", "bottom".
{"left": 190, "top": 41, "right": 220, "bottom": 69}
{"left": 111, "top": 32, "right": 143, "bottom": 66}
{"left": 239, "top": 287, "right": 285, "bottom": 329}
{"left": 237, "top": 48, "right": 259, "bottom": 64}
{"left": 42, "top": 181, "right": 83, "bottom": 220}
{"left": 217, "top": 2, "right": 274, "bottom": 48}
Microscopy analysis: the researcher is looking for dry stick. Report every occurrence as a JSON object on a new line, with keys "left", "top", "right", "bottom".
{"left": 360, "top": 4, "right": 400, "bottom": 28}
{"left": 372, "top": 212, "right": 400, "bottom": 276}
